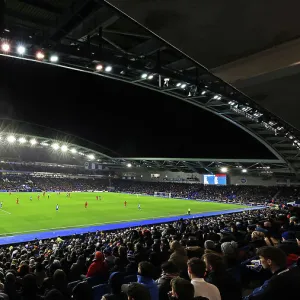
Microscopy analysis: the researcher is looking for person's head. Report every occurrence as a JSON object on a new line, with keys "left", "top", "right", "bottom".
{"left": 45, "top": 289, "right": 64, "bottom": 300}
{"left": 257, "top": 246, "right": 286, "bottom": 273}
{"left": 170, "top": 277, "right": 194, "bottom": 300}
{"left": 138, "top": 261, "right": 154, "bottom": 279}
{"left": 121, "top": 282, "right": 151, "bottom": 300}
{"left": 108, "top": 272, "right": 123, "bottom": 294}
{"left": 282, "top": 231, "right": 296, "bottom": 242}
{"left": 187, "top": 257, "right": 206, "bottom": 279}
{"left": 202, "top": 253, "right": 224, "bottom": 273}
{"left": 161, "top": 261, "right": 179, "bottom": 275}
{"left": 95, "top": 251, "right": 104, "bottom": 261}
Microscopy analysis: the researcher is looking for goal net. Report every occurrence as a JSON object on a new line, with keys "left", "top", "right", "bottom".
{"left": 154, "top": 192, "right": 172, "bottom": 198}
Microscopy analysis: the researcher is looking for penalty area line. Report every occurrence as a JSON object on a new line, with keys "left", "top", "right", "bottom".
{"left": 0, "top": 209, "right": 11, "bottom": 215}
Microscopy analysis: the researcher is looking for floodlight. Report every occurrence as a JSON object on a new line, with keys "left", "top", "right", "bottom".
{"left": 36, "top": 51, "right": 45, "bottom": 60}
{"left": 1, "top": 43, "right": 10, "bottom": 52}
{"left": 181, "top": 84, "right": 187, "bottom": 89}
{"left": 51, "top": 143, "right": 59, "bottom": 150}
{"left": 127, "top": 163, "right": 132, "bottom": 168}
{"left": 201, "top": 91, "right": 206, "bottom": 95}
{"left": 242, "top": 169, "right": 247, "bottom": 173}
{"left": 96, "top": 64, "right": 103, "bottom": 71}
{"left": 141, "top": 73, "right": 147, "bottom": 79}
{"left": 40, "top": 142, "right": 49, "bottom": 146}
{"left": 220, "top": 167, "right": 228, "bottom": 173}
{"left": 148, "top": 74, "right": 154, "bottom": 80}
{"left": 105, "top": 66, "right": 112, "bottom": 72}
{"left": 30, "top": 138, "right": 37, "bottom": 145}
{"left": 87, "top": 154, "right": 95, "bottom": 160}
{"left": 176, "top": 83, "right": 181, "bottom": 87}
{"left": 17, "top": 45, "right": 26, "bottom": 55}
{"left": 18, "top": 137, "right": 27, "bottom": 144}
{"left": 7, "top": 135, "right": 16, "bottom": 143}
{"left": 70, "top": 148, "right": 77, "bottom": 154}
{"left": 61, "top": 145, "right": 68, "bottom": 152}
{"left": 50, "top": 55, "right": 59, "bottom": 63}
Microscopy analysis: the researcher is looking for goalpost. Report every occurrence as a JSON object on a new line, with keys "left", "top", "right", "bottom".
{"left": 154, "top": 192, "right": 172, "bottom": 198}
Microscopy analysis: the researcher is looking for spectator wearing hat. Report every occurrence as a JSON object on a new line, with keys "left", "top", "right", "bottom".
{"left": 187, "top": 258, "right": 221, "bottom": 300}
{"left": 86, "top": 251, "right": 108, "bottom": 279}
{"left": 121, "top": 283, "right": 151, "bottom": 300}
{"left": 137, "top": 261, "right": 159, "bottom": 300}
{"left": 277, "top": 231, "right": 300, "bottom": 255}
{"left": 102, "top": 272, "right": 127, "bottom": 300}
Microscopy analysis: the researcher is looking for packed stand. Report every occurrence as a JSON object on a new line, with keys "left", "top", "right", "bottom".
{"left": 0, "top": 207, "right": 298, "bottom": 299}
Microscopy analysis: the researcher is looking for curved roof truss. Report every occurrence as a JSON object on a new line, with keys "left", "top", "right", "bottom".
{"left": 1, "top": 0, "right": 300, "bottom": 176}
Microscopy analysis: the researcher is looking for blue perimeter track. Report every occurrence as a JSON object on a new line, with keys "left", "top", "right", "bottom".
{"left": 0, "top": 206, "right": 264, "bottom": 246}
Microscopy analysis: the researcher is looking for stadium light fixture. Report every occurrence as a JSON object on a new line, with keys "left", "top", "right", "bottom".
{"left": 220, "top": 167, "right": 228, "bottom": 173}
{"left": 17, "top": 45, "right": 26, "bottom": 55}
{"left": 1, "top": 42, "right": 10, "bottom": 52}
{"left": 50, "top": 55, "right": 59, "bottom": 63}
{"left": 105, "top": 66, "right": 112, "bottom": 72}
{"left": 201, "top": 91, "right": 206, "bottom": 95}
{"left": 40, "top": 142, "right": 48, "bottom": 146}
{"left": 36, "top": 51, "right": 45, "bottom": 60}
{"left": 148, "top": 74, "right": 154, "bottom": 80}
{"left": 18, "top": 137, "right": 27, "bottom": 144}
{"left": 70, "top": 148, "right": 77, "bottom": 154}
{"left": 87, "top": 154, "right": 95, "bottom": 160}
{"left": 242, "top": 169, "right": 248, "bottom": 173}
{"left": 30, "top": 138, "right": 37, "bottom": 145}
{"left": 181, "top": 83, "right": 187, "bottom": 89}
{"left": 96, "top": 64, "right": 103, "bottom": 71}
{"left": 176, "top": 83, "right": 182, "bottom": 87}
{"left": 7, "top": 135, "right": 16, "bottom": 143}
{"left": 51, "top": 143, "right": 60, "bottom": 150}
{"left": 61, "top": 145, "right": 68, "bottom": 152}
{"left": 127, "top": 163, "right": 132, "bottom": 168}
{"left": 141, "top": 73, "right": 147, "bottom": 79}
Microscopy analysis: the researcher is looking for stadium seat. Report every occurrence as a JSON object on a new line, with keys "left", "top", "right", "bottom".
{"left": 67, "top": 280, "right": 82, "bottom": 293}
{"left": 87, "top": 275, "right": 107, "bottom": 287}
{"left": 92, "top": 283, "right": 110, "bottom": 300}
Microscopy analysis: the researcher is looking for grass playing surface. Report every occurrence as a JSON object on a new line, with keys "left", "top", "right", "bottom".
{"left": 0, "top": 192, "right": 247, "bottom": 236}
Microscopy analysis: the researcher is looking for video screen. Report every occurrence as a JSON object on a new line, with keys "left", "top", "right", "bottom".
{"left": 203, "top": 174, "right": 227, "bottom": 185}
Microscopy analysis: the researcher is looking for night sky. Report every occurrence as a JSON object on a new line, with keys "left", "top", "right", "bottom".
{"left": 0, "top": 56, "right": 272, "bottom": 159}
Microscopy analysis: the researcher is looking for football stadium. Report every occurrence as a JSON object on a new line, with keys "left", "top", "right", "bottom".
{"left": 1, "top": 1, "right": 300, "bottom": 300}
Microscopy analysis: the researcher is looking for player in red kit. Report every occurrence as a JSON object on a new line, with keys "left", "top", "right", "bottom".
{"left": 124, "top": 201, "right": 127, "bottom": 207}
{"left": 96, "top": 195, "right": 98, "bottom": 200}
{"left": 85, "top": 201, "right": 88, "bottom": 208}
{"left": 16, "top": 198, "right": 19, "bottom": 204}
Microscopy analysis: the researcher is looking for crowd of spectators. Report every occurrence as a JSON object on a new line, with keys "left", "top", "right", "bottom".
{"left": 0, "top": 207, "right": 299, "bottom": 299}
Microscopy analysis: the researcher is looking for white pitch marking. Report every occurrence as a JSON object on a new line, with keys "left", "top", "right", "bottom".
{"left": 0, "top": 209, "right": 11, "bottom": 215}
{"left": 0, "top": 206, "right": 254, "bottom": 236}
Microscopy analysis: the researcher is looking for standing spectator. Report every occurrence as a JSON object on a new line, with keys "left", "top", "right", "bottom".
{"left": 137, "top": 262, "right": 159, "bottom": 300}
{"left": 168, "top": 241, "right": 188, "bottom": 273}
{"left": 187, "top": 258, "right": 221, "bottom": 300}
{"left": 169, "top": 277, "right": 208, "bottom": 300}
{"left": 156, "top": 261, "right": 179, "bottom": 300}
{"left": 86, "top": 251, "right": 108, "bottom": 279}
{"left": 121, "top": 283, "right": 151, "bottom": 300}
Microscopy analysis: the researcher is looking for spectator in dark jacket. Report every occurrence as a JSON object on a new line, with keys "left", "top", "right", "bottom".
{"left": 156, "top": 261, "right": 179, "bottom": 300}
{"left": 276, "top": 231, "right": 300, "bottom": 255}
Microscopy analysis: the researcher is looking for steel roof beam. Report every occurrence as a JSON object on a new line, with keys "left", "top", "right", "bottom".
{"left": 19, "top": 0, "right": 63, "bottom": 14}
{"left": 129, "top": 39, "right": 163, "bottom": 56}
{"left": 165, "top": 58, "right": 194, "bottom": 71}
{"left": 49, "top": 0, "right": 102, "bottom": 41}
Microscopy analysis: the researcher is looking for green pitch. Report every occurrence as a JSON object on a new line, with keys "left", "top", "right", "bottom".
{"left": 0, "top": 192, "right": 247, "bottom": 236}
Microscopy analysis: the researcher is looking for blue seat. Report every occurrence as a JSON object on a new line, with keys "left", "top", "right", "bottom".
{"left": 87, "top": 275, "right": 106, "bottom": 287}
{"left": 92, "top": 283, "right": 110, "bottom": 300}
{"left": 67, "top": 280, "right": 82, "bottom": 293}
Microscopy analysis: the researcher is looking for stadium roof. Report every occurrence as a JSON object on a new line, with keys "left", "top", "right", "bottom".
{"left": 1, "top": 0, "right": 300, "bottom": 177}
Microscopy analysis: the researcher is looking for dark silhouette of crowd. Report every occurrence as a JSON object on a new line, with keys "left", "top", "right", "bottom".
{"left": 0, "top": 206, "right": 299, "bottom": 299}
